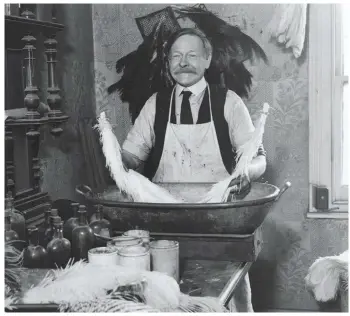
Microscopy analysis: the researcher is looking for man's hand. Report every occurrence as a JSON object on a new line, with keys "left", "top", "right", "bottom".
{"left": 228, "top": 173, "right": 251, "bottom": 200}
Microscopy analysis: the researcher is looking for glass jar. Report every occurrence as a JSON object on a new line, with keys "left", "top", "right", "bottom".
{"left": 118, "top": 245, "right": 150, "bottom": 271}
{"left": 150, "top": 240, "right": 179, "bottom": 282}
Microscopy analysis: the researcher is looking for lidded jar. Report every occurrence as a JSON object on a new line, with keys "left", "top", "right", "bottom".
{"left": 71, "top": 205, "right": 95, "bottom": 261}
{"left": 23, "top": 226, "right": 49, "bottom": 268}
{"left": 5, "top": 191, "right": 26, "bottom": 241}
{"left": 47, "top": 216, "right": 71, "bottom": 268}
{"left": 63, "top": 202, "right": 80, "bottom": 242}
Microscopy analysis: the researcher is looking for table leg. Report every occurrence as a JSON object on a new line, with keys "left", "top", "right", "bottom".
{"left": 227, "top": 273, "right": 254, "bottom": 312}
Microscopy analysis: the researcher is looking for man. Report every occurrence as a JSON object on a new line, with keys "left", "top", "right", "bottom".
{"left": 122, "top": 28, "right": 266, "bottom": 196}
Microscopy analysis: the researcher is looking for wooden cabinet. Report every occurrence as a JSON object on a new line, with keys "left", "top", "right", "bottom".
{"left": 5, "top": 9, "right": 69, "bottom": 227}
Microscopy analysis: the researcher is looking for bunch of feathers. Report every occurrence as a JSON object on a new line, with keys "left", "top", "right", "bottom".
{"left": 108, "top": 4, "right": 268, "bottom": 123}
{"left": 6, "top": 259, "right": 228, "bottom": 313}
{"left": 5, "top": 242, "right": 24, "bottom": 296}
{"left": 305, "top": 250, "right": 348, "bottom": 303}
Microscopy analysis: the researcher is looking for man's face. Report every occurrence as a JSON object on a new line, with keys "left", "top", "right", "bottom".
{"left": 168, "top": 34, "right": 212, "bottom": 87}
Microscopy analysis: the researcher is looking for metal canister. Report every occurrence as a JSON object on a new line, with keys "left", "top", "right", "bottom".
{"left": 118, "top": 245, "right": 150, "bottom": 271}
{"left": 123, "top": 229, "right": 150, "bottom": 246}
{"left": 149, "top": 240, "right": 179, "bottom": 282}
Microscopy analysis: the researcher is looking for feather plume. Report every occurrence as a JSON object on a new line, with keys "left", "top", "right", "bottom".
{"left": 201, "top": 103, "right": 270, "bottom": 203}
{"left": 22, "top": 260, "right": 227, "bottom": 312}
{"left": 108, "top": 23, "right": 174, "bottom": 123}
{"left": 5, "top": 242, "right": 24, "bottom": 295}
{"left": 95, "top": 112, "right": 180, "bottom": 203}
{"left": 305, "top": 250, "right": 349, "bottom": 302}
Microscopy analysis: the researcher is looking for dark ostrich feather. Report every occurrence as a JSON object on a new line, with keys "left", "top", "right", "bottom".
{"left": 108, "top": 5, "right": 268, "bottom": 121}
{"left": 108, "top": 23, "right": 174, "bottom": 123}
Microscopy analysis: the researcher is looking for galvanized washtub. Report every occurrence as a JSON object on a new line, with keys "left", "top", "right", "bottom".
{"left": 76, "top": 182, "right": 290, "bottom": 235}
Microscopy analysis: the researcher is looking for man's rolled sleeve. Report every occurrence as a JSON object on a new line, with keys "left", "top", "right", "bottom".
{"left": 122, "top": 94, "right": 157, "bottom": 162}
{"left": 224, "top": 90, "right": 266, "bottom": 158}
{"left": 224, "top": 90, "right": 255, "bottom": 148}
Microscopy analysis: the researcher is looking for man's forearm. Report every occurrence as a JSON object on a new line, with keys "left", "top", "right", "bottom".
{"left": 247, "top": 155, "right": 266, "bottom": 181}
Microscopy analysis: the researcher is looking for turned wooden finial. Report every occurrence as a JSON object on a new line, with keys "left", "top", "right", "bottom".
{"left": 22, "top": 34, "right": 40, "bottom": 119}
{"left": 44, "top": 35, "right": 65, "bottom": 137}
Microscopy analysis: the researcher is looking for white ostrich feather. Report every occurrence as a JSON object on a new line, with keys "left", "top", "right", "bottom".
{"left": 22, "top": 260, "right": 180, "bottom": 310}
{"left": 305, "top": 250, "right": 349, "bottom": 302}
{"left": 21, "top": 260, "right": 227, "bottom": 312}
{"left": 96, "top": 112, "right": 180, "bottom": 203}
{"left": 201, "top": 103, "right": 270, "bottom": 203}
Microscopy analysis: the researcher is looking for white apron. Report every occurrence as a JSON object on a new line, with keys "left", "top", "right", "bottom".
{"left": 152, "top": 86, "right": 230, "bottom": 183}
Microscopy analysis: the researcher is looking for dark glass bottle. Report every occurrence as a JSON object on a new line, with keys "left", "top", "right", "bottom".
{"left": 89, "top": 204, "right": 111, "bottom": 247}
{"left": 43, "top": 209, "right": 59, "bottom": 246}
{"left": 71, "top": 205, "right": 94, "bottom": 261}
{"left": 38, "top": 204, "right": 52, "bottom": 247}
{"left": 47, "top": 217, "right": 71, "bottom": 268}
{"left": 5, "top": 211, "right": 19, "bottom": 242}
{"left": 23, "top": 226, "right": 49, "bottom": 268}
{"left": 63, "top": 202, "right": 80, "bottom": 242}
{"left": 5, "top": 192, "right": 26, "bottom": 241}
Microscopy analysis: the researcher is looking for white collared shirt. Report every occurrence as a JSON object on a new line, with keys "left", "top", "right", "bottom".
{"left": 122, "top": 79, "right": 255, "bottom": 162}
{"left": 174, "top": 77, "right": 207, "bottom": 124}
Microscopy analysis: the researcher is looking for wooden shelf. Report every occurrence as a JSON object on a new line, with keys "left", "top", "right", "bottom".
{"left": 5, "top": 15, "right": 64, "bottom": 32}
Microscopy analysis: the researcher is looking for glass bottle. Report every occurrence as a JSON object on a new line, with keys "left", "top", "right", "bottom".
{"left": 5, "top": 191, "right": 26, "bottom": 241}
{"left": 71, "top": 205, "right": 94, "bottom": 261}
{"left": 5, "top": 211, "right": 19, "bottom": 242}
{"left": 47, "top": 216, "right": 71, "bottom": 268}
{"left": 38, "top": 204, "right": 52, "bottom": 247}
{"left": 89, "top": 205, "right": 111, "bottom": 247}
{"left": 62, "top": 202, "right": 80, "bottom": 242}
{"left": 23, "top": 226, "right": 49, "bottom": 268}
{"left": 43, "top": 209, "right": 59, "bottom": 247}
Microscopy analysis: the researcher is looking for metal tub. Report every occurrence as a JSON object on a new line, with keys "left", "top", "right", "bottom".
{"left": 76, "top": 182, "right": 290, "bottom": 235}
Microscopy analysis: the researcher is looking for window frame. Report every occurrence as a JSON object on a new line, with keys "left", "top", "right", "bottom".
{"left": 308, "top": 3, "right": 349, "bottom": 218}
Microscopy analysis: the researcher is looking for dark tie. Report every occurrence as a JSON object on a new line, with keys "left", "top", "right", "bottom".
{"left": 180, "top": 90, "right": 193, "bottom": 124}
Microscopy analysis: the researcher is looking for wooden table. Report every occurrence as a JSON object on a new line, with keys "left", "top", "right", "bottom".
{"left": 7, "top": 259, "right": 253, "bottom": 312}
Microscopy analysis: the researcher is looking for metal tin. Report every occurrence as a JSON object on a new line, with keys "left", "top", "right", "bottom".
{"left": 123, "top": 229, "right": 150, "bottom": 245}
{"left": 149, "top": 240, "right": 179, "bottom": 282}
{"left": 118, "top": 245, "right": 150, "bottom": 271}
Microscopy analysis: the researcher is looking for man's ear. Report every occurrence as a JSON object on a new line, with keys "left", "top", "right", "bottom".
{"left": 205, "top": 54, "right": 212, "bottom": 69}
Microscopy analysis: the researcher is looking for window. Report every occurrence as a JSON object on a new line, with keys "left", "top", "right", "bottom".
{"left": 308, "top": 4, "right": 349, "bottom": 218}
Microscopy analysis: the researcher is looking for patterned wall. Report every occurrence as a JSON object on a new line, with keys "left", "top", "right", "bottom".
{"left": 91, "top": 4, "right": 348, "bottom": 311}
